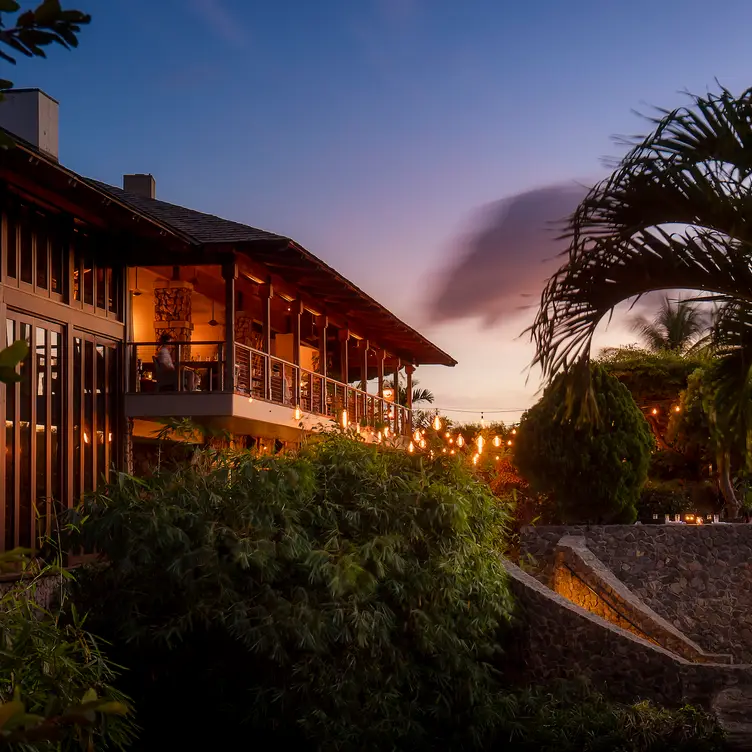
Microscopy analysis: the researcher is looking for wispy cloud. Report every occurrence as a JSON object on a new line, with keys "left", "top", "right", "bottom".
{"left": 189, "top": 0, "right": 248, "bottom": 46}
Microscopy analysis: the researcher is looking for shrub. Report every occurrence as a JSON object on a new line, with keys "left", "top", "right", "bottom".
{"left": 67, "top": 435, "right": 516, "bottom": 751}
{"left": 513, "top": 364, "right": 653, "bottom": 523}
{"left": 493, "top": 681, "right": 725, "bottom": 751}
{"left": 637, "top": 481, "right": 693, "bottom": 522}
{"left": 0, "top": 560, "right": 135, "bottom": 751}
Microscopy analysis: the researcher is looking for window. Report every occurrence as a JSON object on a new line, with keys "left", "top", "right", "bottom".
{"left": 19, "top": 210, "right": 32, "bottom": 284}
{"left": 36, "top": 221, "right": 49, "bottom": 290}
{"left": 5, "top": 213, "right": 16, "bottom": 279}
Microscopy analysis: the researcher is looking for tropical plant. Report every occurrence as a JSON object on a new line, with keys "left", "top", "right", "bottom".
{"left": 0, "top": 551, "right": 134, "bottom": 750}
{"left": 513, "top": 364, "right": 653, "bottom": 523}
{"left": 631, "top": 296, "right": 707, "bottom": 353}
{"left": 384, "top": 374, "right": 434, "bottom": 407}
{"left": 66, "top": 434, "right": 516, "bottom": 751}
{"left": 0, "top": 1, "right": 90, "bottom": 147}
{"left": 530, "top": 85, "right": 752, "bottom": 517}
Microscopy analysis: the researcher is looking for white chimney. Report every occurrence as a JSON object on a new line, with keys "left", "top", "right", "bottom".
{"left": 123, "top": 174, "right": 156, "bottom": 199}
{"left": 0, "top": 88, "right": 59, "bottom": 161}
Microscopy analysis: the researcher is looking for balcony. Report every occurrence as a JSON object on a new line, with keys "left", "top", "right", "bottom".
{"left": 124, "top": 341, "right": 413, "bottom": 441}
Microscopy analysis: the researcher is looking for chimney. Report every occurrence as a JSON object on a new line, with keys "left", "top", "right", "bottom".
{"left": 0, "top": 88, "right": 59, "bottom": 160}
{"left": 123, "top": 173, "right": 156, "bottom": 199}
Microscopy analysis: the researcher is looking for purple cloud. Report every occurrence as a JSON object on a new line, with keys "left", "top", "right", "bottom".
{"left": 429, "top": 183, "right": 589, "bottom": 327}
{"left": 189, "top": 0, "right": 247, "bottom": 46}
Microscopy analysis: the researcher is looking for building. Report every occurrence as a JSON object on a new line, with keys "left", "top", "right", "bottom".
{"left": 0, "top": 89, "right": 456, "bottom": 552}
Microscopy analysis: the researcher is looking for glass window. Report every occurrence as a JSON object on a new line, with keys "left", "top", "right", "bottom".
{"left": 36, "top": 223, "right": 48, "bottom": 290}
{"left": 83, "top": 255, "right": 94, "bottom": 306}
{"left": 96, "top": 344, "right": 106, "bottom": 478}
{"left": 5, "top": 319, "right": 15, "bottom": 551}
{"left": 19, "top": 212, "right": 32, "bottom": 284}
{"left": 50, "top": 233, "right": 64, "bottom": 295}
{"left": 73, "top": 244, "right": 81, "bottom": 302}
{"left": 96, "top": 267, "right": 106, "bottom": 309}
{"left": 6, "top": 213, "right": 17, "bottom": 279}
{"left": 50, "top": 331, "right": 62, "bottom": 517}
{"left": 18, "top": 322, "right": 32, "bottom": 547}
{"left": 73, "top": 337, "right": 82, "bottom": 500}
{"left": 84, "top": 339, "right": 94, "bottom": 490}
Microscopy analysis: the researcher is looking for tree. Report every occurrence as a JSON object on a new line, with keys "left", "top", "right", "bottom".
{"left": 0, "top": 1, "right": 90, "bottom": 115}
{"left": 631, "top": 296, "right": 707, "bottom": 353}
{"left": 513, "top": 364, "right": 653, "bottom": 523}
{"left": 530, "top": 85, "right": 752, "bottom": 515}
{"left": 385, "top": 373, "right": 434, "bottom": 407}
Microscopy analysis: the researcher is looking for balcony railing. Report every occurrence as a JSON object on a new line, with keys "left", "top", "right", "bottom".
{"left": 126, "top": 341, "right": 413, "bottom": 437}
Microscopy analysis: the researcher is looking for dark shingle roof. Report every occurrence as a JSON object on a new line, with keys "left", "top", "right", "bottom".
{"left": 86, "top": 180, "right": 288, "bottom": 246}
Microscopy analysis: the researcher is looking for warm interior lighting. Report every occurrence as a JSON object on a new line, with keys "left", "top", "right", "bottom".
{"left": 651, "top": 407, "right": 658, "bottom": 415}
{"left": 294, "top": 406, "right": 302, "bottom": 420}
{"left": 383, "top": 387, "right": 394, "bottom": 401}
{"left": 108, "top": 432, "right": 113, "bottom": 442}
{"left": 83, "top": 432, "right": 90, "bottom": 444}
{"left": 432, "top": 415, "right": 442, "bottom": 431}
{"left": 493, "top": 435, "right": 501, "bottom": 447}
{"left": 384, "top": 426, "right": 390, "bottom": 437}
{"left": 674, "top": 405, "right": 681, "bottom": 413}
{"left": 456, "top": 435, "right": 465, "bottom": 448}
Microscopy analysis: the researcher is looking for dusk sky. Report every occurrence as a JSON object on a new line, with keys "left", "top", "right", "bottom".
{"left": 9, "top": 0, "right": 752, "bottom": 423}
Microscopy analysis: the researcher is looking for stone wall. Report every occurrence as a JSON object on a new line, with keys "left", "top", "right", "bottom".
{"left": 520, "top": 525, "right": 752, "bottom": 663}
{"left": 503, "top": 560, "right": 752, "bottom": 708}
{"left": 154, "top": 281, "right": 194, "bottom": 358}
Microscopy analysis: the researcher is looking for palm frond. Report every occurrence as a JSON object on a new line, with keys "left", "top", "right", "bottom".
{"left": 531, "top": 86, "right": 752, "bottom": 381}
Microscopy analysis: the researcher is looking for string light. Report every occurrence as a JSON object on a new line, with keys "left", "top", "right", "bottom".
{"left": 408, "top": 442, "right": 415, "bottom": 453}
{"left": 476, "top": 434, "right": 484, "bottom": 453}
{"left": 432, "top": 414, "right": 442, "bottom": 431}
{"left": 341, "top": 409, "right": 348, "bottom": 428}
{"left": 507, "top": 440, "right": 513, "bottom": 446}
{"left": 674, "top": 405, "right": 681, "bottom": 413}
{"left": 294, "top": 406, "right": 302, "bottom": 420}
{"left": 651, "top": 408, "right": 658, "bottom": 415}
{"left": 511, "top": 428, "right": 517, "bottom": 435}
{"left": 456, "top": 435, "right": 465, "bottom": 448}
{"left": 413, "top": 429, "right": 422, "bottom": 442}
{"left": 419, "top": 438, "right": 427, "bottom": 449}
{"left": 444, "top": 431, "right": 450, "bottom": 438}
{"left": 472, "top": 454, "right": 479, "bottom": 465}
{"left": 493, "top": 435, "right": 501, "bottom": 447}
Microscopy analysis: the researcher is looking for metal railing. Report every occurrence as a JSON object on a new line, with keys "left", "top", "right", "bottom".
{"left": 126, "top": 341, "right": 413, "bottom": 436}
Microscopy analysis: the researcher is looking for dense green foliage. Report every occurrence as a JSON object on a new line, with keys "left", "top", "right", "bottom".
{"left": 513, "top": 364, "right": 653, "bottom": 523}
{"left": 67, "top": 435, "right": 515, "bottom": 751}
{"left": 637, "top": 481, "right": 693, "bottom": 522}
{"left": 496, "top": 682, "right": 725, "bottom": 752}
{"left": 0, "top": 559, "right": 134, "bottom": 751}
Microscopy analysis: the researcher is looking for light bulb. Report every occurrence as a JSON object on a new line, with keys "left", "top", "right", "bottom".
{"left": 450, "top": 449, "right": 455, "bottom": 455}
{"left": 408, "top": 442, "right": 415, "bottom": 453}
{"left": 444, "top": 431, "right": 450, "bottom": 438}
{"left": 472, "top": 454, "right": 479, "bottom": 465}
{"left": 457, "top": 435, "right": 465, "bottom": 448}
{"left": 432, "top": 415, "right": 442, "bottom": 431}
{"left": 495, "top": 455, "right": 500, "bottom": 461}
{"left": 651, "top": 408, "right": 658, "bottom": 415}
{"left": 294, "top": 406, "right": 302, "bottom": 420}
{"left": 674, "top": 405, "right": 681, "bottom": 413}
{"left": 493, "top": 435, "right": 501, "bottom": 447}
{"left": 384, "top": 426, "right": 389, "bottom": 437}
{"left": 507, "top": 440, "right": 513, "bottom": 446}
{"left": 511, "top": 428, "right": 517, "bottom": 435}
{"left": 83, "top": 432, "right": 89, "bottom": 444}
{"left": 476, "top": 435, "right": 484, "bottom": 453}
{"left": 413, "top": 429, "right": 422, "bottom": 442}
{"left": 248, "top": 395, "right": 254, "bottom": 404}
{"left": 341, "top": 409, "right": 348, "bottom": 428}
{"left": 419, "top": 438, "right": 426, "bottom": 449}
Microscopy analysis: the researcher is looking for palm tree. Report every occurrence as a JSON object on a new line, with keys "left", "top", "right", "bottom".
{"left": 631, "top": 296, "right": 707, "bottom": 353}
{"left": 384, "top": 374, "right": 435, "bottom": 408}
{"left": 530, "top": 85, "right": 752, "bottom": 517}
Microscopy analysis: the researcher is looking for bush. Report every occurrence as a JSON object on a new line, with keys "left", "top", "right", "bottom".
{"left": 67, "top": 435, "right": 516, "bottom": 751}
{"left": 513, "top": 364, "right": 653, "bottom": 523}
{"left": 493, "top": 681, "right": 725, "bottom": 751}
{"left": 637, "top": 481, "right": 693, "bottom": 522}
{"left": 0, "top": 562, "right": 135, "bottom": 751}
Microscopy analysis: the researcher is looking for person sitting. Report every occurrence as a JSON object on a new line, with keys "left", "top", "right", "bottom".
{"left": 154, "top": 333, "right": 177, "bottom": 391}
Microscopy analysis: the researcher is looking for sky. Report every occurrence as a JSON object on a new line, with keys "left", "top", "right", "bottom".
{"left": 7, "top": 0, "right": 752, "bottom": 424}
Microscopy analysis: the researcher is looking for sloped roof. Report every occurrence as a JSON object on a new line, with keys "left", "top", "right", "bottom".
{"left": 86, "top": 180, "right": 287, "bottom": 245}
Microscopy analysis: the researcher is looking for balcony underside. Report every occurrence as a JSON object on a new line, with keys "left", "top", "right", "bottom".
{"left": 124, "top": 392, "right": 335, "bottom": 442}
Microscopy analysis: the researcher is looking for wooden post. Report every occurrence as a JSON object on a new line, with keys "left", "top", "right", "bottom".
{"left": 317, "top": 315, "right": 328, "bottom": 378}
{"left": 222, "top": 260, "right": 237, "bottom": 392}
{"left": 291, "top": 299, "right": 302, "bottom": 406}
{"left": 405, "top": 364, "right": 415, "bottom": 434}
{"left": 261, "top": 281, "right": 273, "bottom": 399}
{"left": 339, "top": 328, "right": 350, "bottom": 384}
{"left": 377, "top": 350, "right": 385, "bottom": 397}
{"left": 358, "top": 339, "right": 369, "bottom": 425}
{"left": 393, "top": 358, "right": 401, "bottom": 434}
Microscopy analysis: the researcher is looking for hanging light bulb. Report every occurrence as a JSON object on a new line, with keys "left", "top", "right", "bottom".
{"left": 341, "top": 409, "right": 348, "bottom": 428}
{"left": 507, "top": 440, "right": 513, "bottom": 446}
{"left": 408, "top": 442, "right": 415, "bottom": 453}
{"left": 413, "top": 429, "right": 422, "bottom": 442}
{"left": 495, "top": 455, "right": 500, "bottom": 461}
{"left": 674, "top": 405, "right": 681, "bottom": 413}
{"left": 476, "top": 434, "right": 484, "bottom": 453}
{"left": 294, "top": 406, "right": 302, "bottom": 420}
{"left": 472, "top": 454, "right": 479, "bottom": 465}
{"left": 493, "top": 435, "right": 501, "bottom": 447}
{"left": 450, "top": 449, "right": 456, "bottom": 455}
{"left": 442, "top": 448, "right": 447, "bottom": 453}
{"left": 651, "top": 407, "right": 658, "bottom": 415}
{"left": 432, "top": 414, "right": 442, "bottom": 431}
{"left": 419, "top": 438, "right": 426, "bottom": 449}
{"left": 511, "top": 428, "right": 517, "bottom": 435}
{"left": 384, "top": 426, "right": 390, "bottom": 437}
{"left": 457, "top": 434, "right": 465, "bottom": 448}
{"left": 444, "top": 431, "right": 450, "bottom": 438}
{"left": 480, "top": 412, "right": 486, "bottom": 428}
{"left": 248, "top": 395, "right": 254, "bottom": 404}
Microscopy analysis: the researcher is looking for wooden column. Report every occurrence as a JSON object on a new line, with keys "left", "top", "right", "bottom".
{"left": 291, "top": 299, "right": 303, "bottom": 406}
{"left": 339, "top": 328, "right": 350, "bottom": 384}
{"left": 222, "top": 260, "right": 237, "bottom": 392}
{"left": 261, "top": 281, "right": 273, "bottom": 399}
{"left": 405, "top": 364, "right": 415, "bottom": 434}
{"left": 376, "top": 350, "right": 385, "bottom": 396}
{"left": 317, "top": 315, "right": 328, "bottom": 378}
{"left": 358, "top": 339, "right": 369, "bottom": 425}
{"left": 392, "top": 358, "right": 401, "bottom": 434}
